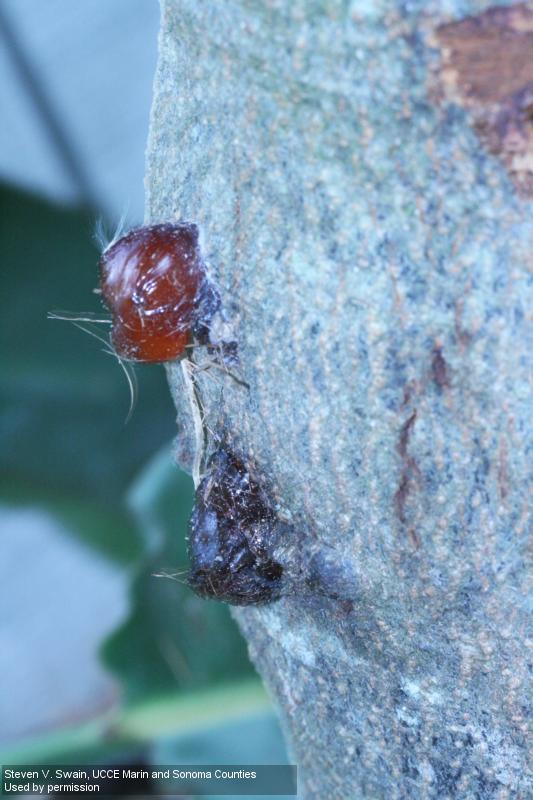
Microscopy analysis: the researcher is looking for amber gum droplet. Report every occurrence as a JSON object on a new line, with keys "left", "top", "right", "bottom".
{"left": 99, "top": 222, "right": 203, "bottom": 362}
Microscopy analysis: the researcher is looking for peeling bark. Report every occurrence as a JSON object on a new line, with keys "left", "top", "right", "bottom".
{"left": 435, "top": 2, "right": 533, "bottom": 195}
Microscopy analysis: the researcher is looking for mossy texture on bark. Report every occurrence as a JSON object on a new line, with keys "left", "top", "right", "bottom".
{"left": 146, "top": 2, "right": 532, "bottom": 797}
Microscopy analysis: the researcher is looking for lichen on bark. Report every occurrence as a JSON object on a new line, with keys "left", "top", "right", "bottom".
{"left": 146, "top": 2, "right": 532, "bottom": 797}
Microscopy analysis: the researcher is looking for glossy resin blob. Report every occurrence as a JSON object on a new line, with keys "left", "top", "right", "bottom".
{"left": 99, "top": 222, "right": 209, "bottom": 362}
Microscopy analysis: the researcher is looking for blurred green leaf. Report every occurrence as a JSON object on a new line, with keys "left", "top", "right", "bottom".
{"left": 0, "top": 185, "right": 176, "bottom": 506}
{"left": 153, "top": 711, "right": 290, "bottom": 800}
{"left": 118, "top": 680, "right": 270, "bottom": 740}
{"left": 153, "top": 711, "right": 289, "bottom": 763}
{"left": 102, "top": 447, "right": 255, "bottom": 705}
{"left": 0, "top": 680, "right": 271, "bottom": 766}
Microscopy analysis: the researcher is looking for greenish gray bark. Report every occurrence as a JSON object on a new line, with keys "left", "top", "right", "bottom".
{"left": 146, "top": 2, "right": 532, "bottom": 798}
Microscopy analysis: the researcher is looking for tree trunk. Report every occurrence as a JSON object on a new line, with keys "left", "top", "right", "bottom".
{"left": 146, "top": 2, "right": 532, "bottom": 797}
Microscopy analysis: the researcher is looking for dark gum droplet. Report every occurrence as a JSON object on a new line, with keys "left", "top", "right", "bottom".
{"left": 188, "top": 447, "right": 285, "bottom": 605}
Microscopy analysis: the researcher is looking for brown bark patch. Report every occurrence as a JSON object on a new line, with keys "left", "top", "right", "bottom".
{"left": 394, "top": 410, "right": 422, "bottom": 549}
{"left": 431, "top": 346, "right": 450, "bottom": 389}
{"left": 435, "top": 3, "right": 533, "bottom": 197}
